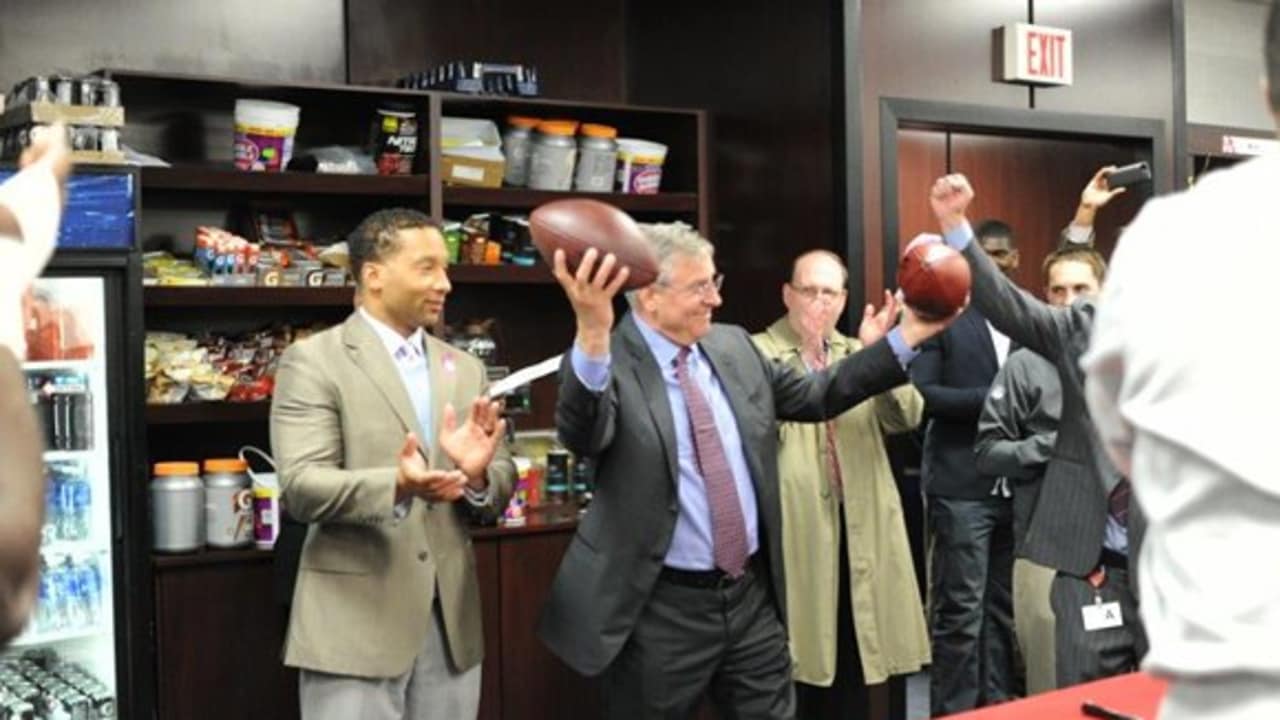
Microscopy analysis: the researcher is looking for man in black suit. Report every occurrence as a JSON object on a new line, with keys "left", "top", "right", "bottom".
{"left": 536, "top": 222, "right": 958, "bottom": 719}
{"left": 928, "top": 174, "right": 1145, "bottom": 689}
{"left": 911, "top": 220, "right": 1021, "bottom": 715}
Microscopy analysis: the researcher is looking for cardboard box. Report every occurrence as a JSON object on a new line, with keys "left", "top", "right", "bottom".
{"left": 0, "top": 101, "right": 125, "bottom": 130}
{"left": 441, "top": 117, "right": 505, "bottom": 188}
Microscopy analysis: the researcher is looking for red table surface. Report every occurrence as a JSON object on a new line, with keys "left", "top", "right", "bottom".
{"left": 942, "top": 672, "right": 1168, "bottom": 720}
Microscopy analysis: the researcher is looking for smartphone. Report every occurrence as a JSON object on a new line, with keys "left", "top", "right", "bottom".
{"left": 1106, "top": 162, "right": 1152, "bottom": 189}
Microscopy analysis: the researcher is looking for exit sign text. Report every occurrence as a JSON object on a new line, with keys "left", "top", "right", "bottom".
{"left": 1001, "top": 23, "right": 1073, "bottom": 86}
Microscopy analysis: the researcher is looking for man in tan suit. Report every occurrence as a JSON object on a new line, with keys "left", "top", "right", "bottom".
{"left": 752, "top": 251, "right": 929, "bottom": 717}
{"left": 271, "top": 208, "right": 515, "bottom": 719}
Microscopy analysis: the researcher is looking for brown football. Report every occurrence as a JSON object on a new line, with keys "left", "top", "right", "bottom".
{"left": 529, "top": 199, "right": 660, "bottom": 290}
{"left": 898, "top": 235, "right": 971, "bottom": 319}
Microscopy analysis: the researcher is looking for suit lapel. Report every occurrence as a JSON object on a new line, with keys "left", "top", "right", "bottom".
{"left": 341, "top": 313, "right": 424, "bottom": 442}
{"left": 425, "top": 334, "right": 452, "bottom": 468}
{"left": 619, "top": 316, "right": 681, "bottom": 488}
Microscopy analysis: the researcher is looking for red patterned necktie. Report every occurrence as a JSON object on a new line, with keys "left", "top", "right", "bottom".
{"left": 674, "top": 346, "right": 749, "bottom": 577}
{"left": 1108, "top": 479, "right": 1131, "bottom": 526}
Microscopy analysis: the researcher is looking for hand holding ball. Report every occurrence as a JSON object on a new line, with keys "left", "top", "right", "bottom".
{"left": 898, "top": 234, "right": 970, "bottom": 320}
{"left": 529, "top": 199, "right": 659, "bottom": 290}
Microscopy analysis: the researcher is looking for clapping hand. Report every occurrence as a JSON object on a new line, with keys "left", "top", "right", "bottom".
{"left": 857, "top": 290, "right": 899, "bottom": 347}
{"left": 439, "top": 397, "right": 506, "bottom": 489}
{"left": 395, "top": 433, "right": 467, "bottom": 503}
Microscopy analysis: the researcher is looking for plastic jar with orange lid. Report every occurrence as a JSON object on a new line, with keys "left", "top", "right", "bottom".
{"left": 203, "top": 458, "right": 253, "bottom": 548}
{"left": 151, "top": 462, "right": 204, "bottom": 553}
{"left": 502, "top": 115, "right": 541, "bottom": 187}
{"left": 574, "top": 123, "right": 619, "bottom": 193}
{"left": 528, "top": 120, "right": 580, "bottom": 191}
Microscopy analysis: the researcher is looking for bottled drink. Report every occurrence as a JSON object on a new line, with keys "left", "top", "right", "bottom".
{"left": 34, "top": 560, "right": 58, "bottom": 632}
{"left": 41, "top": 467, "right": 61, "bottom": 545}
{"left": 69, "top": 474, "right": 90, "bottom": 541}
{"left": 77, "top": 557, "right": 101, "bottom": 627}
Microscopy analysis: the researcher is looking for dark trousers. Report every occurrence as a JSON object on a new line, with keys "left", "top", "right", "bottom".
{"left": 796, "top": 506, "right": 870, "bottom": 719}
{"left": 601, "top": 560, "right": 794, "bottom": 720}
{"left": 928, "top": 495, "right": 1018, "bottom": 716}
{"left": 1050, "top": 564, "right": 1147, "bottom": 687}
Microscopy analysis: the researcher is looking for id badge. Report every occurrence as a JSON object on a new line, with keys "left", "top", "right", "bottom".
{"left": 1081, "top": 598, "right": 1124, "bottom": 632}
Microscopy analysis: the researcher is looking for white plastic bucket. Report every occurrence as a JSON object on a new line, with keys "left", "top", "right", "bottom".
{"left": 616, "top": 138, "right": 668, "bottom": 194}
{"left": 239, "top": 446, "right": 281, "bottom": 550}
{"left": 234, "top": 99, "right": 300, "bottom": 172}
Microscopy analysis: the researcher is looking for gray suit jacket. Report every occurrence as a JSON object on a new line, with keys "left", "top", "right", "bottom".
{"left": 536, "top": 314, "right": 908, "bottom": 676}
{"left": 963, "top": 242, "right": 1145, "bottom": 578}
{"left": 271, "top": 313, "right": 515, "bottom": 678}
{"left": 974, "top": 347, "right": 1061, "bottom": 554}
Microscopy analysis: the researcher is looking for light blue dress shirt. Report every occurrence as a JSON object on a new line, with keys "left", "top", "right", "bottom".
{"left": 359, "top": 308, "right": 490, "bottom": 513}
{"left": 570, "top": 315, "right": 760, "bottom": 571}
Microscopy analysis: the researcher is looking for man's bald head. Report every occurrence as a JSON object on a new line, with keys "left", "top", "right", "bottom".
{"left": 790, "top": 250, "right": 849, "bottom": 285}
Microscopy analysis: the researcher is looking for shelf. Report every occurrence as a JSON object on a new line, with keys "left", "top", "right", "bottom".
{"left": 443, "top": 186, "right": 698, "bottom": 213}
{"left": 445, "top": 264, "right": 555, "bottom": 284}
{"left": 144, "top": 285, "right": 356, "bottom": 308}
{"left": 43, "top": 450, "right": 95, "bottom": 462}
{"left": 41, "top": 540, "right": 105, "bottom": 558}
{"left": 153, "top": 547, "right": 274, "bottom": 569}
{"left": 100, "top": 67, "right": 432, "bottom": 100}
{"left": 9, "top": 623, "right": 109, "bottom": 648}
{"left": 143, "top": 266, "right": 553, "bottom": 307}
{"left": 141, "top": 166, "right": 429, "bottom": 196}
{"left": 23, "top": 359, "right": 97, "bottom": 373}
{"left": 146, "top": 402, "right": 270, "bottom": 425}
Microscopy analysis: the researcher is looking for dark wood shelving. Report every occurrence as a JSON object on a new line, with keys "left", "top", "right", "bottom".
{"left": 443, "top": 186, "right": 698, "bottom": 212}
{"left": 144, "top": 285, "right": 356, "bottom": 308}
{"left": 445, "top": 264, "right": 555, "bottom": 284}
{"left": 143, "top": 266, "right": 553, "bottom": 310}
{"left": 153, "top": 547, "right": 274, "bottom": 569}
{"left": 99, "top": 68, "right": 431, "bottom": 99}
{"left": 146, "top": 402, "right": 270, "bottom": 424}
{"left": 141, "top": 166, "right": 429, "bottom": 196}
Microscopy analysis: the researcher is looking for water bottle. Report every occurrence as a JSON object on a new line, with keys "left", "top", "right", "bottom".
{"left": 59, "top": 556, "right": 81, "bottom": 629}
{"left": 43, "top": 559, "right": 67, "bottom": 631}
{"left": 56, "top": 474, "right": 75, "bottom": 541}
{"left": 78, "top": 557, "right": 101, "bottom": 627}
{"left": 35, "top": 561, "right": 57, "bottom": 632}
{"left": 42, "top": 468, "right": 62, "bottom": 545}
{"left": 70, "top": 476, "right": 90, "bottom": 541}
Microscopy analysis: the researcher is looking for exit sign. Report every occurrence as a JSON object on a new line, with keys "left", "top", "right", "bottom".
{"left": 1000, "top": 23, "right": 1073, "bottom": 86}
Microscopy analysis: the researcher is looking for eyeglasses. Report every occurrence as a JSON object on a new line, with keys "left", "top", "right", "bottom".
{"left": 789, "top": 283, "right": 846, "bottom": 303}
{"left": 659, "top": 273, "right": 724, "bottom": 298}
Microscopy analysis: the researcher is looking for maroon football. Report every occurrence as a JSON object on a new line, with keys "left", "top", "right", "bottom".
{"left": 898, "top": 235, "right": 971, "bottom": 319}
{"left": 529, "top": 199, "right": 659, "bottom": 290}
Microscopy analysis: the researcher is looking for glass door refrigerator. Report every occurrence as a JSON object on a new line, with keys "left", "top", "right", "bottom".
{"left": 4, "top": 166, "right": 149, "bottom": 719}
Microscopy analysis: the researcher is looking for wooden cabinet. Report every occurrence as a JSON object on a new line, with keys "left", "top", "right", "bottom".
{"left": 153, "top": 551, "right": 298, "bottom": 720}
{"left": 153, "top": 514, "right": 721, "bottom": 720}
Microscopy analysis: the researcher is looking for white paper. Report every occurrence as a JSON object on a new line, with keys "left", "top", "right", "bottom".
{"left": 487, "top": 354, "right": 563, "bottom": 398}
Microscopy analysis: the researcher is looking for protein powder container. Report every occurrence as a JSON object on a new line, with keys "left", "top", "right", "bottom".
{"left": 573, "top": 124, "right": 618, "bottom": 193}
{"left": 528, "top": 120, "right": 579, "bottom": 191}
{"left": 501, "top": 115, "right": 540, "bottom": 187}
{"left": 203, "top": 458, "right": 253, "bottom": 548}
{"left": 151, "top": 462, "right": 204, "bottom": 553}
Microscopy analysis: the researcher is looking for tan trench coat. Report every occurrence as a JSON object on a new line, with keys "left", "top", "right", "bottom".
{"left": 753, "top": 318, "right": 931, "bottom": 685}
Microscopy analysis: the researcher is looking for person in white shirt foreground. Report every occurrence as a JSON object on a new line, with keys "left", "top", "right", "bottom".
{"left": 1083, "top": 3, "right": 1280, "bottom": 717}
{"left": 0, "top": 123, "right": 72, "bottom": 645}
